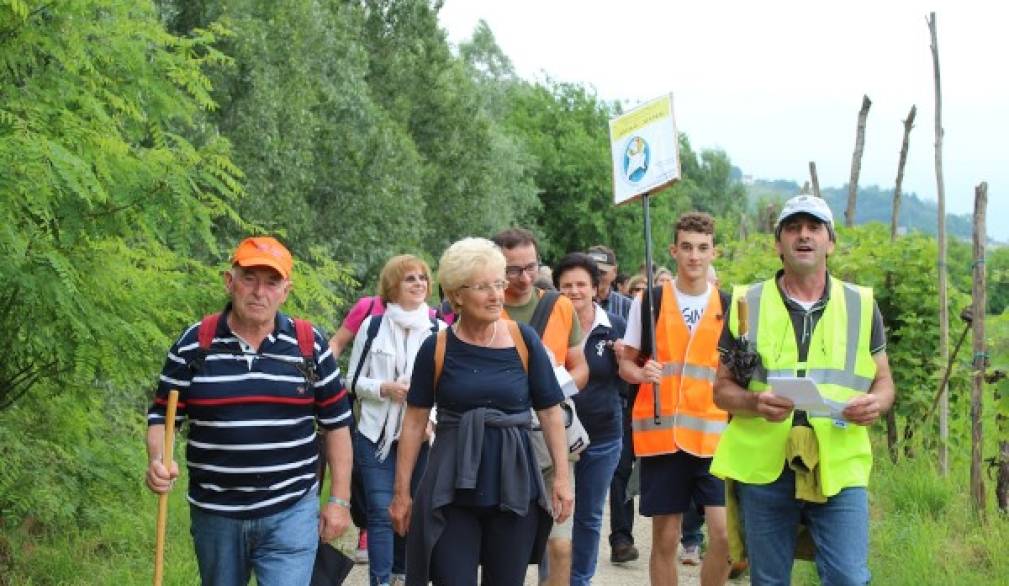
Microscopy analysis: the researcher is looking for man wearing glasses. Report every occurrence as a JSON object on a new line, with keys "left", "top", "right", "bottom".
{"left": 491, "top": 228, "right": 588, "bottom": 586}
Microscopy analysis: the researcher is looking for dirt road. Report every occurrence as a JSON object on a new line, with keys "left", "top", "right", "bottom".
{"left": 339, "top": 500, "right": 750, "bottom": 585}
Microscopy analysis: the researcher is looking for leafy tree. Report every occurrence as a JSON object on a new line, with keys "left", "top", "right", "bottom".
{"left": 360, "top": 0, "right": 539, "bottom": 255}
{"left": 163, "top": 0, "right": 427, "bottom": 287}
{"left": 0, "top": 0, "right": 241, "bottom": 410}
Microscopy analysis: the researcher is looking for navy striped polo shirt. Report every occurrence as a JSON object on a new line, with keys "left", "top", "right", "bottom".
{"left": 147, "top": 306, "right": 351, "bottom": 519}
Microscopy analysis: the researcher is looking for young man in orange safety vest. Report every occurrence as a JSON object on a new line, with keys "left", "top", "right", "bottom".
{"left": 619, "top": 212, "right": 731, "bottom": 586}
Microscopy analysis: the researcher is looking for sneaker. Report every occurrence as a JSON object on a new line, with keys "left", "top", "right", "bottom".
{"left": 729, "top": 559, "right": 748, "bottom": 579}
{"left": 390, "top": 574, "right": 406, "bottom": 586}
{"left": 679, "top": 544, "right": 701, "bottom": 566}
{"left": 610, "top": 542, "right": 640, "bottom": 564}
{"left": 354, "top": 530, "right": 369, "bottom": 564}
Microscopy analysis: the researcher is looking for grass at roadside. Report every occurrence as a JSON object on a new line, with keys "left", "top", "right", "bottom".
{"left": 791, "top": 450, "right": 1009, "bottom": 585}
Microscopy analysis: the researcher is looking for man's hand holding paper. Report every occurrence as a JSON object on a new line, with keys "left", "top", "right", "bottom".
{"left": 767, "top": 377, "right": 847, "bottom": 421}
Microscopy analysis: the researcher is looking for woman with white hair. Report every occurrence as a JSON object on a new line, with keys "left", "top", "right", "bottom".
{"left": 389, "top": 237, "right": 574, "bottom": 586}
{"left": 347, "top": 254, "right": 444, "bottom": 586}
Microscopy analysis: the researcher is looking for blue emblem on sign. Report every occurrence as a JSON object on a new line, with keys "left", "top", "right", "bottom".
{"left": 623, "top": 136, "right": 650, "bottom": 183}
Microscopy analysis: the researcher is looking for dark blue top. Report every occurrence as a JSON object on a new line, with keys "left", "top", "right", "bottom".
{"left": 409, "top": 322, "right": 564, "bottom": 507}
{"left": 572, "top": 310, "right": 626, "bottom": 443}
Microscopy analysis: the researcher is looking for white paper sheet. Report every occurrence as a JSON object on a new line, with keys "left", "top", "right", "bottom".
{"left": 767, "top": 376, "right": 847, "bottom": 420}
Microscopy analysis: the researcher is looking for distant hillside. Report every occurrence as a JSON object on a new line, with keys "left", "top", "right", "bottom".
{"left": 746, "top": 179, "right": 976, "bottom": 240}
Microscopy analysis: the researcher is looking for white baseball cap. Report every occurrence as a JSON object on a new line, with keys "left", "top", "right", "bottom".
{"left": 775, "top": 195, "right": 835, "bottom": 240}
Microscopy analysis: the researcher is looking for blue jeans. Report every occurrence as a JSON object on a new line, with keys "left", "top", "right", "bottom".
{"left": 571, "top": 437, "right": 623, "bottom": 586}
{"left": 608, "top": 395, "right": 636, "bottom": 548}
{"left": 736, "top": 467, "right": 870, "bottom": 586}
{"left": 354, "top": 429, "right": 427, "bottom": 586}
{"left": 189, "top": 491, "right": 318, "bottom": 586}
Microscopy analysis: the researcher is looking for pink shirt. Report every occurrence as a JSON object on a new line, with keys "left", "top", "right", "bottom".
{"left": 341, "top": 295, "right": 451, "bottom": 334}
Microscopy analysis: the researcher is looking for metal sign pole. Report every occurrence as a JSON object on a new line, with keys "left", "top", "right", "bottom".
{"left": 641, "top": 193, "right": 661, "bottom": 425}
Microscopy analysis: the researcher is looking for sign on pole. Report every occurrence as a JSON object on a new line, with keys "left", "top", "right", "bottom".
{"left": 608, "top": 93, "right": 680, "bottom": 426}
{"left": 608, "top": 94, "right": 680, "bottom": 205}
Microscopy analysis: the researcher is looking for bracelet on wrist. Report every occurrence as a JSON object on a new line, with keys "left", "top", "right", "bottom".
{"left": 327, "top": 496, "right": 350, "bottom": 509}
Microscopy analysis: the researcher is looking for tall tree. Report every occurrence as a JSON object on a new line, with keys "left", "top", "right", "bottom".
{"left": 0, "top": 0, "right": 242, "bottom": 408}
{"left": 164, "top": 0, "right": 428, "bottom": 282}
{"left": 360, "top": 0, "right": 538, "bottom": 255}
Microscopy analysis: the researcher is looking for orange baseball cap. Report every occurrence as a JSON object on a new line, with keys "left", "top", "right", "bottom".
{"left": 231, "top": 236, "right": 293, "bottom": 278}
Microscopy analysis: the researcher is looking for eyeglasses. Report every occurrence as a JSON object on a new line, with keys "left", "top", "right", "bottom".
{"left": 629, "top": 286, "right": 645, "bottom": 294}
{"left": 461, "top": 280, "right": 508, "bottom": 293}
{"left": 504, "top": 262, "right": 539, "bottom": 278}
{"left": 402, "top": 273, "right": 429, "bottom": 284}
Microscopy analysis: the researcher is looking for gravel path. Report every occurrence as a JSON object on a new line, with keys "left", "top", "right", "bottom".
{"left": 338, "top": 498, "right": 750, "bottom": 585}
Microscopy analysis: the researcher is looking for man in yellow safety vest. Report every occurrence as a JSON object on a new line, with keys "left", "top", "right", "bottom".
{"left": 711, "top": 195, "right": 895, "bottom": 585}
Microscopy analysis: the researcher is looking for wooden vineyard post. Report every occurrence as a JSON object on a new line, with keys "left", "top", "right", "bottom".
{"left": 809, "top": 161, "right": 821, "bottom": 198}
{"left": 891, "top": 105, "right": 917, "bottom": 241}
{"left": 928, "top": 11, "right": 950, "bottom": 476}
{"left": 970, "top": 183, "right": 987, "bottom": 516}
{"left": 885, "top": 104, "right": 917, "bottom": 462}
{"left": 845, "top": 94, "right": 871, "bottom": 227}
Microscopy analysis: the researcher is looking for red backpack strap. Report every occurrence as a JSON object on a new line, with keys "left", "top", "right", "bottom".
{"left": 292, "top": 318, "right": 318, "bottom": 383}
{"left": 293, "top": 319, "right": 316, "bottom": 360}
{"left": 188, "top": 313, "right": 221, "bottom": 374}
{"left": 198, "top": 313, "right": 221, "bottom": 351}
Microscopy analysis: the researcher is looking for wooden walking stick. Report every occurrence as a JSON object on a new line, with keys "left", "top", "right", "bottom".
{"left": 154, "top": 389, "right": 179, "bottom": 586}
{"left": 737, "top": 297, "right": 749, "bottom": 341}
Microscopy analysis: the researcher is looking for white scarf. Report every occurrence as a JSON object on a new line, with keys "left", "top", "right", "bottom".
{"left": 376, "top": 302, "right": 432, "bottom": 461}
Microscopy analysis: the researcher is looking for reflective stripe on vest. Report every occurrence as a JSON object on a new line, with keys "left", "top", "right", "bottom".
{"left": 632, "top": 284, "right": 728, "bottom": 458}
{"left": 710, "top": 276, "right": 878, "bottom": 496}
{"left": 659, "top": 362, "right": 718, "bottom": 383}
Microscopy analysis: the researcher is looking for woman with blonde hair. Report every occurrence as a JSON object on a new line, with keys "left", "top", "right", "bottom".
{"left": 389, "top": 237, "right": 573, "bottom": 585}
{"left": 347, "top": 254, "right": 445, "bottom": 586}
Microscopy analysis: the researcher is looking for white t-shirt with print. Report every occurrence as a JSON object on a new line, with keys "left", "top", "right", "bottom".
{"left": 625, "top": 282, "right": 711, "bottom": 349}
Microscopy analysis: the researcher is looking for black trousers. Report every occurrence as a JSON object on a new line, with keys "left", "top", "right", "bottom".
{"left": 430, "top": 503, "right": 542, "bottom": 586}
{"left": 609, "top": 391, "right": 636, "bottom": 547}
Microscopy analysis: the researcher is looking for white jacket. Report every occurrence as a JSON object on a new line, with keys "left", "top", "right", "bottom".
{"left": 346, "top": 311, "right": 445, "bottom": 445}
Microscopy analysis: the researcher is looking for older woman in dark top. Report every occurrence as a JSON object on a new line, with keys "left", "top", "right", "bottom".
{"left": 554, "top": 253, "right": 628, "bottom": 586}
{"left": 389, "top": 237, "right": 574, "bottom": 586}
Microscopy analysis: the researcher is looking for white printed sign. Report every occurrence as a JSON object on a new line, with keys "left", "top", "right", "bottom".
{"left": 608, "top": 94, "right": 680, "bottom": 205}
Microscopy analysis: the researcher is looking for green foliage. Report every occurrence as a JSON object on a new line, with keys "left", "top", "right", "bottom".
{"left": 359, "top": 0, "right": 540, "bottom": 258}
{"left": 0, "top": 0, "right": 241, "bottom": 410}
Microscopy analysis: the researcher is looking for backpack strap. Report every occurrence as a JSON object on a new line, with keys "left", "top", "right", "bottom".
{"left": 505, "top": 320, "right": 528, "bottom": 372}
{"left": 433, "top": 329, "right": 447, "bottom": 390}
{"left": 432, "top": 320, "right": 528, "bottom": 391}
{"left": 292, "top": 318, "right": 318, "bottom": 384}
{"left": 350, "top": 315, "right": 384, "bottom": 397}
{"left": 189, "top": 313, "right": 222, "bottom": 373}
{"left": 639, "top": 284, "right": 664, "bottom": 359}
{"left": 528, "top": 289, "right": 560, "bottom": 338}
{"left": 198, "top": 313, "right": 220, "bottom": 351}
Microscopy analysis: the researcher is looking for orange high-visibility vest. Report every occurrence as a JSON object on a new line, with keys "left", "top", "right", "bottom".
{"left": 503, "top": 290, "right": 576, "bottom": 367}
{"left": 632, "top": 283, "right": 728, "bottom": 457}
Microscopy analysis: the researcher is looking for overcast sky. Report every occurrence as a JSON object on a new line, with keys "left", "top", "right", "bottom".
{"left": 439, "top": 0, "right": 1007, "bottom": 239}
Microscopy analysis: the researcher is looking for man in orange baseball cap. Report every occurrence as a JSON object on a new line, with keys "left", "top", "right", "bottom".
{"left": 146, "top": 235, "right": 354, "bottom": 585}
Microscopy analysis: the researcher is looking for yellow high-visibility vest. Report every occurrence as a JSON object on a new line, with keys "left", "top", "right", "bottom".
{"left": 710, "top": 276, "right": 877, "bottom": 496}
